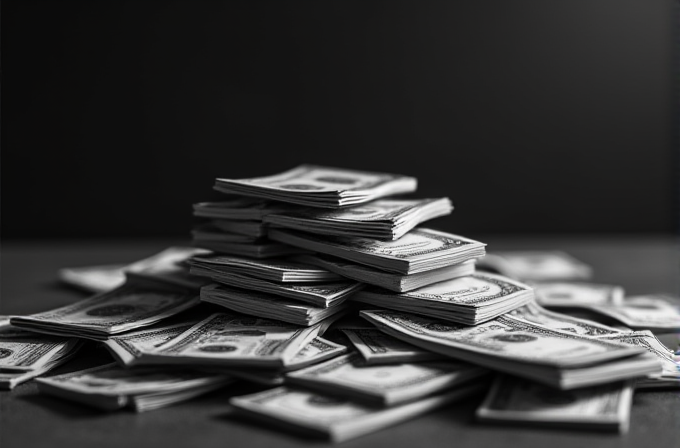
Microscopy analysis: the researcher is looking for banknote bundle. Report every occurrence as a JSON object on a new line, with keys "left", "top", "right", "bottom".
{"left": 10, "top": 283, "right": 201, "bottom": 339}
{"left": 264, "top": 197, "right": 453, "bottom": 240}
{"left": 476, "top": 375, "right": 633, "bottom": 432}
{"left": 36, "top": 363, "right": 235, "bottom": 412}
{"left": 477, "top": 251, "right": 593, "bottom": 282}
{"left": 350, "top": 272, "right": 535, "bottom": 325}
{"left": 359, "top": 309, "right": 660, "bottom": 389}
{"left": 59, "top": 246, "right": 209, "bottom": 293}
{"left": 213, "top": 165, "right": 418, "bottom": 208}
{"left": 0, "top": 318, "right": 83, "bottom": 389}
{"left": 534, "top": 283, "right": 680, "bottom": 333}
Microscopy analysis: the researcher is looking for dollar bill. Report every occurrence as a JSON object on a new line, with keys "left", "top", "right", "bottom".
{"left": 293, "top": 254, "right": 476, "bottom": 293}
{"left": 219, "top": 337, "right": 347, "bottom": 386}
{"left": 36, "top": 363, "right": 234, "bottom": 412}
{"left": 139, "top": 313, "right": 321, "bottom": 368}
{"left": 10, "top": 283, "right": 201, "bottom": 339}
{"left": 193, "top": 198, "right": 296, "bottom": 220}
{"left": 58, "top": 246, "right": 208, "bottom": 293}
{"left": 0, "top": 335, "right": 81, "bottom": 372}
{"left": 189, "top": 254, "right": 342, "bottom": 283}
{"left": 287, "top": 352, "right": 488, "bottom": 406}
{"left": 359, "top": 309, "right": 659, "bottom": 389}
{"left": 507, "top": 301, "right": 623, "bottom": 337}
{"left": 102, "top": 319, "right": 204, "bottom": 366}
{"left": 229, "top": 383, "right": 485, "bottom": 443}
{"left": 268, "top": 227, "right": 486, "bottom": 275}
{"left": 584, "top": 295, "right": 680, "bottom": 333}
{"left": 200, "top": 283, "right": 349, "bottom": 326}
{"left": 350, "top": 272, "right": 534, "bottom": 325}
{"left": 476, "top": 375, "right": 633, "bottom": 432}
{"left": 596, "top": 331, "right": 680, "bottom": 388}
{"left": 341, "top": 328, "right": 445, "bottom": 365}
{"left": 477, "top": 251, "right": 592, "bottom": 281}
{"left": 214, "top": 165, "right": 418, "bottom": 208}
{"left": 0, "top": 342, "right": 82, "bottom": 390}
{"left": 190, "top": 266, "right": 363, "bottom": 307}
{"left": 532, "top": 282, "right": 624, "bottom": 308}
{"left": 264, "top": 198, "right": 453, "bottom": 240}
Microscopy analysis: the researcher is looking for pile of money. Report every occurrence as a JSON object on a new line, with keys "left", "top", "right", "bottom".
{"left": 5, "top": 166, "right": 678, "bottom": 441}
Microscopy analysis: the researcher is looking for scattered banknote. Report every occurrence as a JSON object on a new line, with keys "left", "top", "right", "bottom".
{"left": 582, "top": 295, "right": 680, "bottom": 333}
{"left": 268, "top": 227, "right": 486, "bottom": 275}
{"left": 0, "top": 319, "right": 84, "bottom": 389}
{"left": 507, "top": 301, "right": 624, "bottom": 337}
{"left": 359, "top": 309, "right": 659, "bottom": 389}
{"left": 102, "top": 318, "right": 205, "bottom": 367}
{"left": 532, "top": 282, "right": 624, "bottom": 308}
{"left": 190, "top": 266, "right": 363, "bottom": 307}
{"left": 341, "top": 328, "right": 445, "bottom": 365}
{"left": 208, "top": 219, "right": 267, "bottom": 239}
{"left": 200, "top": 284, "right": 349, "bottom": 326}
{"left": 220, "top": 336, "right": 347, "bottom": 385}
{"left": 264, "top": 198, "right": 453, "bottom": 240}
{"left": 596, "top": 331, "right": 680, "bottom": 389}
{"left": 477, "top": 251, "right": 592, "bottom": 281}
{"left": 139, "top": 313, "right": 321, "bottom": 368}
{"left": 350, "top": 273, "right": 534, "bottom": 325}
{"left": 58, "top": 247, "right": 209, "bottom": 293}
{"left": 36, "top": 363, "right": 235, "bottom": 412}
{"left": 293, "top": 254, "right": 476, "bottom": 293}
{"left": 213, "top": 165, "right": 418, "bottom": 208}
{"left": 193, "top": 198, "right": 295, "bottom": 220}
{"left": 476, "top": 375, "right": 633, "bottom": 433}
{"left": 10, "top": 283, "right": 200, "bottom": 339}
{"left": 229, "top": 383, "right": 486, "bottom": 443}
{"left": 188, "top": 254, "right": 342, "bottom": 283}
{"left": 287, "top": 352, "right": 488, "bottom": 406}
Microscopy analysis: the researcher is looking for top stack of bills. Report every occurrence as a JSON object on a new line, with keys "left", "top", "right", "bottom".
{"left": 213, "top": 165, "right": 418, "bottom": 208}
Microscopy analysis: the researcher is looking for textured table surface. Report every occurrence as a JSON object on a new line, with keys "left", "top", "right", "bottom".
{"left": 2, "top": 235, "right": 679, "bottom": 448}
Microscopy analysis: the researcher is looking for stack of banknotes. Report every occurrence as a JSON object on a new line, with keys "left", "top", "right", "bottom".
{"left": 4, "top": 165, "right": 679, "bottom": 442}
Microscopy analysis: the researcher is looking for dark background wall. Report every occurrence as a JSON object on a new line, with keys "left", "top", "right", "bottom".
{"left": 2, "top": 0, "right": 677, "bottom": 240}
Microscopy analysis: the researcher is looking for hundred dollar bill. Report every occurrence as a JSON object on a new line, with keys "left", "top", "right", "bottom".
{"left": 193, "top": 198, "right": 297, "bottom": 220}
{"left": 140, "top": 313, "right": 321, "bottom": 368}
{"left": 229, "top": 383, "right": 486, "bottom": 443}
{"left": 477, "top": 251, "right": 592, "bottom": 282}
{"left": 341, "top": 328, "right": 445, "bottom": 365}
{"left": 264, "top": 198, "right": 453, "bottom": 240}
{"left": 359, "top": 309, "right": 659, "bottom": 389}
{"left": 189, "top": 254, "right": 342, "bottom": 283}
{"left": 0, "top": 334, "right": 82, "bottom": 372}
{"left": 58, "top": 246, "right": 209, "bottom": 293}
{"left": 220, "top": 337, "right": 347, "bottom": 386}
{"left": 10, "top": 284, "right": 201, "bottom": 339}
{"left": 532, "top": 282, "right": 624, "bottom": 308}
{"left": 583, "top": 295, "right": 680, "bottom": 333}
{"left": 209, "top": 219, "right": 267, "bottom": 239}
{"left": 200, "top": 284, "right": 349, "bottom": 326}
{"left": 0, "top": 341, "right": 82, "bottom": 390}
{"left": 214, "top": 165, "right": 418, "bottom": 208}
{"left": 350, "top": 273, "right": 534, "bottom": 325}
{"left": 36, "top": 363, "right": 235, "bottom": 412}
{"left": 507, "top": 301, "right": 623, "bottom": 337}
{"left": 596, "top": 331, "right": 680, "bottom": 389}
{"left": 287, "top": 352, "right": 489, "bottom": 406}
{"left": 102, "top": 318, "right": 205, "bottom": 366}
{"left": 293, "top": 254, "right": 476, "bottom": 293}
{"left": 268, "top": 227, "right": 486, "bottom": 275}
{"left": 476, "top": 375, "right": 633, "bottom": 432}
{"left": 190, "top": 266, "right": 363, "bottom": 307}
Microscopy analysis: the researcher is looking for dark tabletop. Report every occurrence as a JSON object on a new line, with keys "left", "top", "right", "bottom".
{"left": 2, "top": 235, "right": 679, "bottom": 448}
